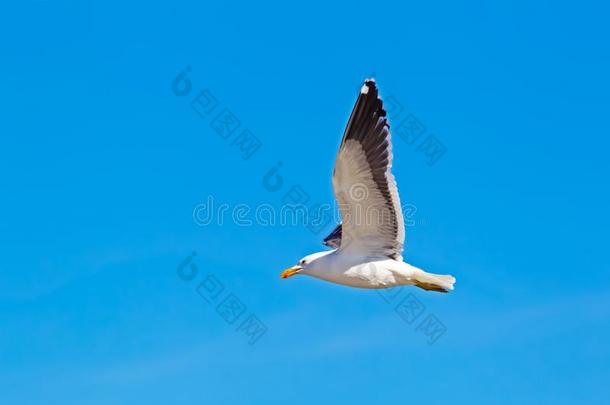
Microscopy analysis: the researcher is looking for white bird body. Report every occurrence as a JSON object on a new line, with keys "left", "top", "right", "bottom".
{"left": 281, "top": 80, "right": 456, "bottom": 293}
{"left": 300, "top": 250, "right": 454, "bottom": 291}
{"left": 304, "top": 250, "right": 410, "bottom": 288}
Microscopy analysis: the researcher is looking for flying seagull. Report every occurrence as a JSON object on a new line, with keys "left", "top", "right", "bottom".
{"left": 280, "top": 79, "right": 456, "bottom": 293}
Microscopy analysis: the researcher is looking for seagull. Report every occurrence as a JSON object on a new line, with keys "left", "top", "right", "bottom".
{"left": 280, "top": 79, "right": 456, "bottom": 293}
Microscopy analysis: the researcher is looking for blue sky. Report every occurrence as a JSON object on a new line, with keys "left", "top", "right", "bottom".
{"left": 1, "top": 0, "right": 609, "bottom": 403}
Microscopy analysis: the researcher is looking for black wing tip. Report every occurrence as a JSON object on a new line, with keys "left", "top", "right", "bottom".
{"left": 359, "top": 79, "right": 387, "bottom": 119}
{"left": 360, "top": 78, "right": 378, "bottom": 94}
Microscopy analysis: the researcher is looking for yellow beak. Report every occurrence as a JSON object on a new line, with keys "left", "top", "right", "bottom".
{"left": 280, "top": 265, "right": 302, "bottom": 279}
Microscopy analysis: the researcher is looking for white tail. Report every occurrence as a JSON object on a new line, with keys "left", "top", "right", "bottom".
{"left": 412, "top": 270, "right": 456, "bottom": 293}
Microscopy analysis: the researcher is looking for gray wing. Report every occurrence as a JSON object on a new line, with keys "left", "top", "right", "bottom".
{"left": 322, "top": 223, "right": 342, "bottom": 248}
{"left": 331, "top": 79, "right": 405, "bottom": 259}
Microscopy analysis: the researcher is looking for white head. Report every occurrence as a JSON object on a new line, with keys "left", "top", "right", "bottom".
{"left": 280, "top": 251, "right": 332, "bottom": 279}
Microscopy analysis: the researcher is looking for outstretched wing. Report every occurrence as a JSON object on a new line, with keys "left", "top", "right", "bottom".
{"left": 332, "top": 79, "right": 405, "bottom": 260}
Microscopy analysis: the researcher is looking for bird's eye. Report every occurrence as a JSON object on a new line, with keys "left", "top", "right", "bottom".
{"left": 300, "top": 260, "right": 305, "bottom": 265}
